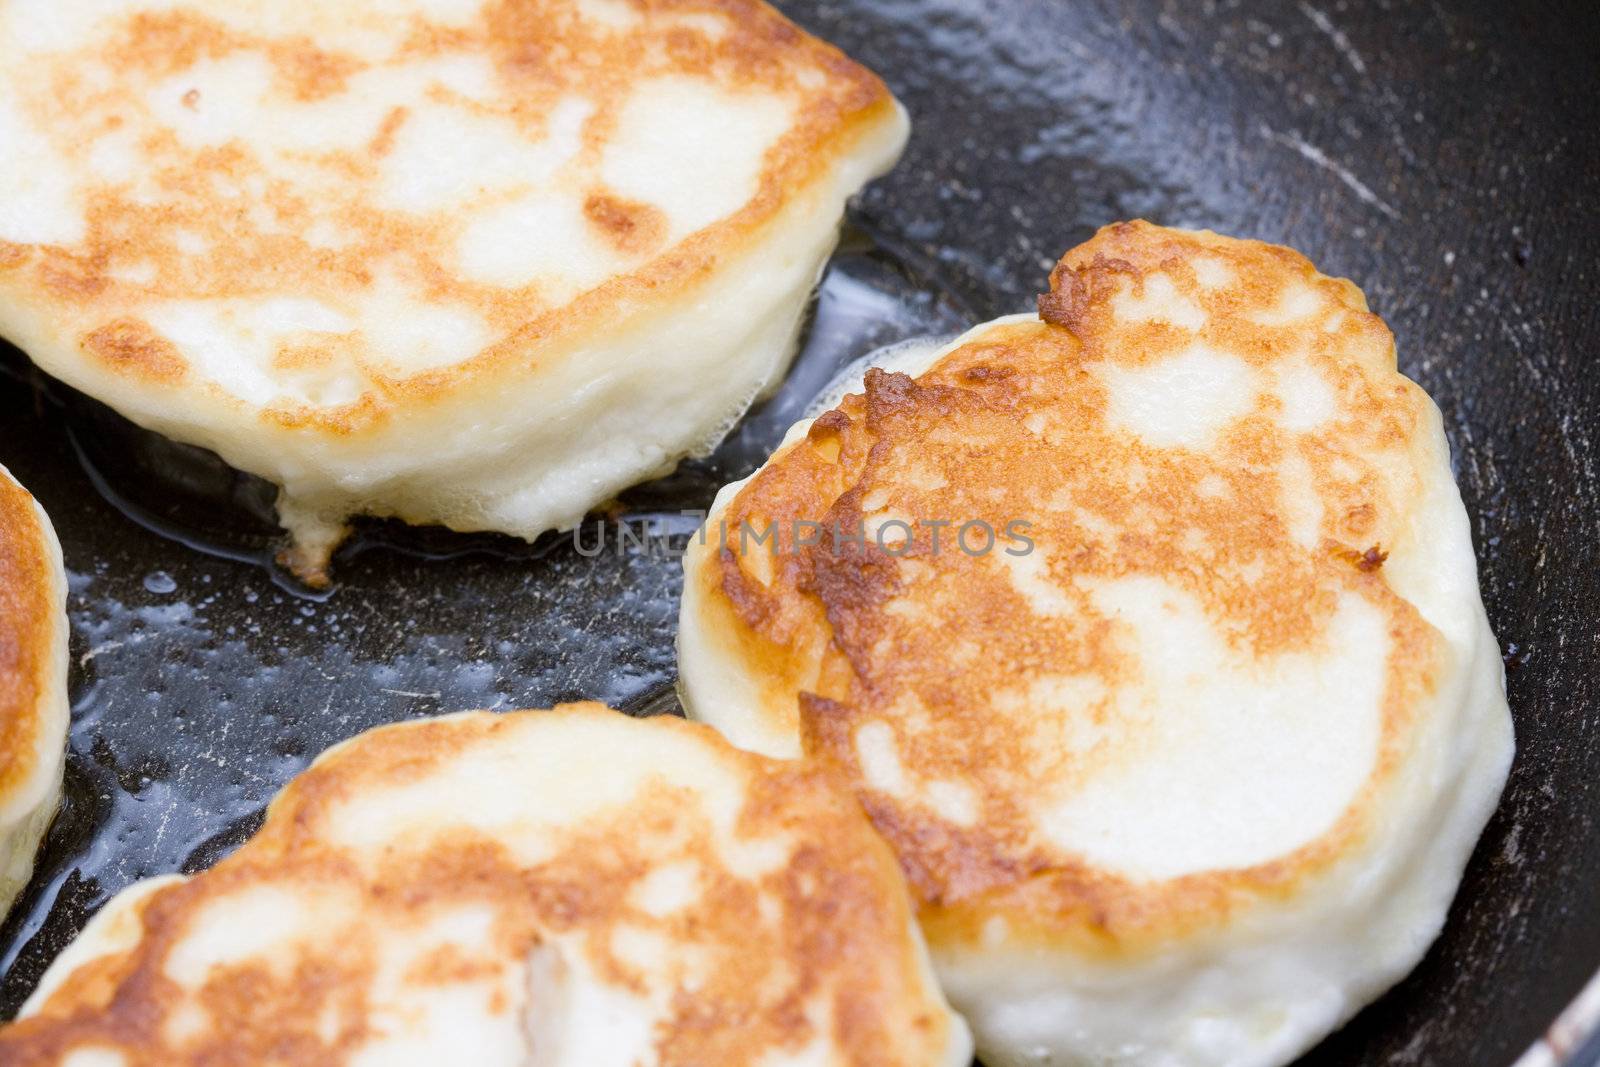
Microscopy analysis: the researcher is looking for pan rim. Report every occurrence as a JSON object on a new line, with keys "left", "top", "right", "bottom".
{"left": 1518, "top": 964, "right": 1600, "bottom": 1067}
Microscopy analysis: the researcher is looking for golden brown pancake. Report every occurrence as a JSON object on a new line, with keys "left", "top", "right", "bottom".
{"left": 0, "top": 0, "right": 908, "bottom": 581}
{"left": 678, "top": 221, "right": 1513, "bottom": 1066}
{"left": 0, "top": 463, "right": 67, "bottom": 919}
{"left": 3, "top": 704, "right": 972, "bottom": 1066}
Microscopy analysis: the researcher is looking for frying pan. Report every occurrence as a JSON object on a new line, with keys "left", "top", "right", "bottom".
{"left": 1, "top": 0, "right": 1596, "bottom": 1063}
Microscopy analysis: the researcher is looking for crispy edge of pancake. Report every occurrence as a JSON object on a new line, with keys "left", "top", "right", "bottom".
{"left": 5, "top": 704, "right": 972, "bottom": 1067}
{"left": 0, "top": 0, "right": 905, "bottom": 439}
{"left": 0, "top": 464, "right": 67, "bottom": 915}
{"left": 679, "top": 220, "right": 1511, "bottom": 959}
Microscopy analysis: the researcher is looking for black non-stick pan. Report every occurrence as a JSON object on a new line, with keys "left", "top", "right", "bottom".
{"left": 1, "top": 1, "right": 1597, "bottom": 1063}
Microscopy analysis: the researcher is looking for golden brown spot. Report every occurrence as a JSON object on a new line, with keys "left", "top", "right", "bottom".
{"left": 37, "top": 251, "right": 107, "bottom": 300}
{"left": 664, "top": 25, "right": 716, "bottom": 65}
{"left": 272, "top": 344, "right": 332, "bottom": 373}
{"left": 0, "top": 242, "right": 30, "bottom": 271}
{"left": 808, "top": 408, "right": 851, "bottom": 441}
{"left": 113, "top": 11, "right": 232, "bottom": 78}
{"left": 82, "top": 319, "right": 187, "bottom": 384}
{"left": 1337, "top": 543, "right": 1389, "bottom": 572}
{"left": 582, "top": 192, "right": 667, "bottom": 256}
{"left": 0, "top": 473, "right": 54, "bottom": 800}
{"left": 1036, "top": 252, "right": 1137, "bottom": 338}
{"left": 367, "top": 107, "right": 409, "bottom": 157}
{"left": 268, "top": 39, "right": 362, "bottom": 101}
{"left": 1343, "top": 502, "right": 1377, "bottom": 537}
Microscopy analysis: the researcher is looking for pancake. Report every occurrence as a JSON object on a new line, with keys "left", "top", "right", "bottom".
{"left": 0, "top": 0, "right": 908, "bottom": 582}
{"left": 3, "top": 703, "right": 972, "bottom": 1066}
{"left": 0, "top": 463, "right": 68, "bottom": 919}
{"left": 678, "top": 221, "right": 1515, "bottom": 1066}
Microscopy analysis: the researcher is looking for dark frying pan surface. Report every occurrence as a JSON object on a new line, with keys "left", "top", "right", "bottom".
{"left": 1, "top": 1, "right": 1597, "bottom": 1063}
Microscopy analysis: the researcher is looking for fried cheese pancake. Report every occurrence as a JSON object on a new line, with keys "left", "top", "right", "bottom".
{"left": 3, "top": 703, "right": 972, "bottom": 1067}
{"left": 0, "top": 463, "right": 68, "bottom": 919}
{"left": 0, "top": 0, "right": 908, "bottom": 581}
{"left": 679, "top": 222, "right": 1515, "bottom": 1067}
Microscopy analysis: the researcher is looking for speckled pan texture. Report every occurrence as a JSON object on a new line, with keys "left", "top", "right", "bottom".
{"left": 0, "top": 1, "right": 1595, "bottom": 1066}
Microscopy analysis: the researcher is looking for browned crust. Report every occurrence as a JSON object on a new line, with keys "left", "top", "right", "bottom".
{"left": 0, "top": 472, "right": 55, "bottom": 800}
{"left": 700, "top": 221, "right": 1446, "bottom": 957}
{"left": 0, "top": 243, "right": 30, "bottom": 272}
{"left": 1, "top": 705, "right": 956, "bottom": 1065}
{"left": 583, "top": 191, "right": 669, "bottom": 257}
{"left": 1036, "top": 253, "right": 1137, "bottom": 335}
{"left": 81, "top": 319, "right": 187, "bottom": 384}
{"left": 0, "top": 0, "right": 902, "bottom": 437}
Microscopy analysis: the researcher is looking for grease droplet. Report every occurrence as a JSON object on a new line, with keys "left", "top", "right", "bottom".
{"left": 142, "top": 571, "right": 177, "bottom": 596}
